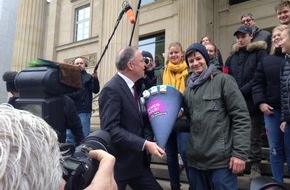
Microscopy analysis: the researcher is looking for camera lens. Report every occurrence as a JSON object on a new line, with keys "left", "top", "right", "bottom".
{"left": 144, "top": 57, "right": 151, "bottom": 65}
{"left": 63, "top": 130, "right": 111, "bottom": 190}
{"left": 74, "top": 130, "right": 111, "bottom": 157}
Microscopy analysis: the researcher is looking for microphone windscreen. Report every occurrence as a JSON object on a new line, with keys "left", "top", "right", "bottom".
{"left": 126, "top": 9, "right": 135, "bottom": 24}
{"left": 3, "top": 71, "right": 18, "bottom": 82}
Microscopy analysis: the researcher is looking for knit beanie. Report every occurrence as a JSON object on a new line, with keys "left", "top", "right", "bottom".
{"left": 141, "top": 51, "right": 153, "bottom": 60}
{"left": 185, "top": 43, "right": 210, "bottom": 66}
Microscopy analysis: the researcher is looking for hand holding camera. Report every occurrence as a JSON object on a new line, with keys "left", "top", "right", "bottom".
{"left": 61, "top": 130, "right": 114, "bottom": 190}
{"left": 84, "top": 150, "right": 117, "bottom": 190}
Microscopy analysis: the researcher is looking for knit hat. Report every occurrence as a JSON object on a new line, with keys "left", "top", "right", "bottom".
{"left": 233, "top": 25, "right": 252, "bottom": 36}
{"left": 185, "top": 43, "right": 210, "bottom": 65}
{"left": 141, "top": 51, "right": 153, "bottom": 59}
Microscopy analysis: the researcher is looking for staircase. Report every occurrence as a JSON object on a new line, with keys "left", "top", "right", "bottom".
{"left": 90, "top": 108, "right": 290, "bottom": 189}
{"left": 150, "top": 146, "right": 290, "bottom": 190}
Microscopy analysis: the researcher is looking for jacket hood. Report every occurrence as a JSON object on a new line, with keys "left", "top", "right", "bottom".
{"left": 231, "top": 41, "right": 267, "bottom": 53}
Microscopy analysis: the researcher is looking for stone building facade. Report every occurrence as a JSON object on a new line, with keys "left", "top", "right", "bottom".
{"left": 7, "top": 0, "right": 281, "bottom": 126}
{"left": 0, "top": 0, "right": 19, "bottom": 103}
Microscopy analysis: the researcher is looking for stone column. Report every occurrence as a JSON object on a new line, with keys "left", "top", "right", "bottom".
{"left": 12, "top": 0, "right": 47, "bottom": 70}
{"left": 178, "top": 0, "right": 214, "bottom": 46}
{"left": 98, "top": 0, "right": 139, "bottom": 85}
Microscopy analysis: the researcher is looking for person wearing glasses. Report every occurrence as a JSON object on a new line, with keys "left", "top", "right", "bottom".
{"left": 240, "top": 13, "right": 271, "bottom": 53}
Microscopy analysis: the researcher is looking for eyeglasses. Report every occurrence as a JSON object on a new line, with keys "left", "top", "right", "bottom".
{"left": 241, "top": 18, "right": 252, "bottom": 24}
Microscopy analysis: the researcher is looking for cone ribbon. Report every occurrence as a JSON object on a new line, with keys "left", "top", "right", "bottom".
{"left": 142, "top": 85, "right": 182, "bottom": 148}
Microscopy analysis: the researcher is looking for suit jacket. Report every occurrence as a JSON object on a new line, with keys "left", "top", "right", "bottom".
{"left": 99, "top": 74, "right": 146, "bottom": 181}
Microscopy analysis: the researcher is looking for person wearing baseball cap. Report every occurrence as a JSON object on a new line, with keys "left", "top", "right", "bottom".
{"left": 183, "top": 43, "right": 251, "bottom": 189}
{"left": 233, "top": 25, "right": 253, "bottom": 36}
{"left": 225, "top": 24, "right": 268, "bottom": 179}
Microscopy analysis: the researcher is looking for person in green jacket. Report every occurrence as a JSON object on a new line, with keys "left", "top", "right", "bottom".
{"left": 183, "top": 43, "right": 251, "bottom": 190}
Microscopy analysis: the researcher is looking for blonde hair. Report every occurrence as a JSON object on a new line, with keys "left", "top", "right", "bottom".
{"left": 0, "top": 104, "right": 62, "bottom": 190}
{"left": 166, "top": 42, "right": 184, "bottom": 64}
{"left": 270, "top": 24, "right": 289, "bottom": 55}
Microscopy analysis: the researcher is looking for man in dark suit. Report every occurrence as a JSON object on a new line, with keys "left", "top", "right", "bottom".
{"left": 98, "top": 46, "right": 165, "bottom": 190}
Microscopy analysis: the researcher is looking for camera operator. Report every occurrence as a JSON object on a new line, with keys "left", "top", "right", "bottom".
{"left": 0, "top": 104, "right": 117, "bottom": 190}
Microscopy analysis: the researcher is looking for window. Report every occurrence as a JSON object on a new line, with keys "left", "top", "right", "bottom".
{"left": 75, "top": 5, "right": 90, "bottom": 41}
{"left": 229, "top": 0, "right": 250, "bottom": 6}
{"left": 141, "top": 0, "right": 156, "bottom": 6}
{"left": 138, "top": 33, "right": 165, "bottom": 68}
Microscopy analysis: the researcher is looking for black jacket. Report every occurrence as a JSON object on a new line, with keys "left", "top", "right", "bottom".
{"left": 252, "top": 27, "right": 272, "bottom": 54}
{"left": 64, "top": 95, "right": 84, "bottom": 145}
{"left": 69, "top": 70, "right": 100, "bottom": 113}
{"left": 252, "top": 47, "right": 285, "bottom": 108}
{"left": 280, "top": 55, "right": 290, "bottom": 122}
{"left": 99, "top": 74, "right": 146, "bottom": 181}
{"left": 225, "top": 41, "right": 267, "bottom": 115}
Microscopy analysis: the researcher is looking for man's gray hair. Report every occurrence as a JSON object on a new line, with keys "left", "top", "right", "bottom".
{"left": 115, "top": 46, "right": 138, "bottom": 71}
{"left": 0, "top": 104, "right": 62, "bottom": 190}
{"left": 240, "top": 13, "right": 254, "bottom": 20}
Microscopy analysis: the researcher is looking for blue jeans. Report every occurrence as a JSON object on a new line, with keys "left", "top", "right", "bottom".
{"left": 285, "top": 123, "right": 290, "bottom": 177}
{"left": 177, "top": 132, "right": 190, "bottom": 182}
{"left": 264, "top": 108, "right": 284, "bottom": 183}
{"left": 66, "top": 112, "right": 91, "bottom": 144}
{"left": 165, "top": 131, "right": 190, "bottom": 189}
{"left": 188, "top": 167, "right": 238, "bottom": 190}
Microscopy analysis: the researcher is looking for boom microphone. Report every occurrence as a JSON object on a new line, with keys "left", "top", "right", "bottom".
{"left": 123, "top": 1, "right": 135, "bottom": 24}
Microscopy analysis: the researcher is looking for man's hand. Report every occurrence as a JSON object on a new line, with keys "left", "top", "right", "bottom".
{"left": 229, "top": 156, "right": 246, "bottom": 174}
{"left": 92, "top": 72, "right": 98, "bottom": 79}
{"left": 84, "top": 150, "right": 117, "bottom": 190}
{"left": 259, "top": 103, "right": 273, "bottom": 115}
{"left": 280, "top": 121, "right": 286, "bottom": 132}
{"left": 144, "top": 140, "right": 165, "bottom": 158}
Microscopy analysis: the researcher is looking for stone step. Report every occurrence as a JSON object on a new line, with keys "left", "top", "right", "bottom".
{"left": 90, "top": 125, "right": 290, "bottom": 189}
{"left": 150, "top": 156, "right": 290, "bottom": 190}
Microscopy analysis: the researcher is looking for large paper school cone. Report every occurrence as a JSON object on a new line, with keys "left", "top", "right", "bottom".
{"left": 142, "top": 85, "right": 183, "bottom": 148}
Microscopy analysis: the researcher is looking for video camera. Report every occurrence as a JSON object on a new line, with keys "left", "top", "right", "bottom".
{"left": 144, "top": 57, "right": 152, "bottom": 65}
{"left": 61, "top": 130, "right": 111, "bottom": 190}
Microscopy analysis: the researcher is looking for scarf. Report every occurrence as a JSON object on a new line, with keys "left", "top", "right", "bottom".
{"left": 187, "top": 64, "right": 215, "bottom": 89}
{"left": 163, "top": 61, "right": 188, "bottom": 93}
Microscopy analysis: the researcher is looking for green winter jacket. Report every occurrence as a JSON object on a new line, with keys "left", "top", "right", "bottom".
{"left": 183, "top": 69, "right": 251, "bottom": 170}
